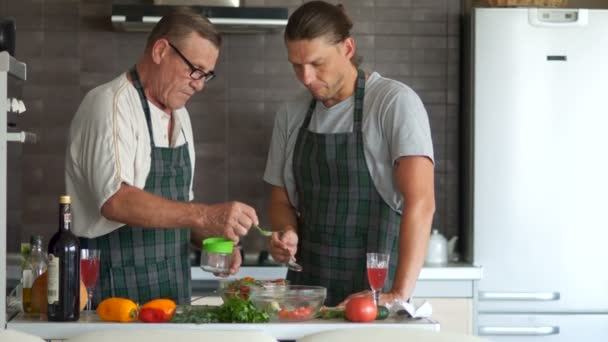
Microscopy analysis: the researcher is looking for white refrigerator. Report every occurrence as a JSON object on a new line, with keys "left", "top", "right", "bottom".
{"left": 471, "top": 8, "right": 608, "bottom": 341}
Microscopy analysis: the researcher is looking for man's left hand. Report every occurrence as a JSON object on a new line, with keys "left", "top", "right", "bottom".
{"left": 337, "top": 290, "right": 408, "bottom": 308}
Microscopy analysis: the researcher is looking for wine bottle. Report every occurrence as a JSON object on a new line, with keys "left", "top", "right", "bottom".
{"left": 47, "top": 195, "right": 80, "bottom": 321}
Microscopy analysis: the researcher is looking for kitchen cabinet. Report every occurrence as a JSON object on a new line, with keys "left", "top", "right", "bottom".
{"left": 412, "top": 265, "right": 482, "bottom": 335}
{"left": 418, "top": 298, "right": 473, "bottom": 334}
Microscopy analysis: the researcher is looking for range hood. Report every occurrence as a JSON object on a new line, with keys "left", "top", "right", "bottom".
{"left": 111, "top": 1, "right": 288, "bottom": 34}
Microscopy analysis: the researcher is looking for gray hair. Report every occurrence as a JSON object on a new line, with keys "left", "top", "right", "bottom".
{"left": 146, "top": 7, "right": 222, "bottom": 51}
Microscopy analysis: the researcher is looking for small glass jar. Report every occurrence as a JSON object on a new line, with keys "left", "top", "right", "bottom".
{"left": 200, "top": 237, "right": 234, "bottom": 273}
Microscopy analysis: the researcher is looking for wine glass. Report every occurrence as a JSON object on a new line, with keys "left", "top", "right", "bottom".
{"left": 80, "top": 249, "right": 100, "bottom": 311}
{"left": 366, "top": 252, "right": 390, "bottom": 305}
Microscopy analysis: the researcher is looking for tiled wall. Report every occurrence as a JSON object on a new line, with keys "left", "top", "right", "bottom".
{"left": 2, "top": 0, "right": 461, "bottom": 255}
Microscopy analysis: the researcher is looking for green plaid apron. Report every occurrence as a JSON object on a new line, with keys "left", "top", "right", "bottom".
{"left": 82, "top": 67, "right": 192, "bottom": 306}
{"left": 290, "top": 69, "right": 401, "bottom": 306}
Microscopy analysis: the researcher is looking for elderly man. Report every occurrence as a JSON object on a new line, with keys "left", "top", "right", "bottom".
{"left": 65, "top": 8, "right": 257, "bottom": 305}
{"left": 265, "top": 1, "right": 435, "bottom": 306}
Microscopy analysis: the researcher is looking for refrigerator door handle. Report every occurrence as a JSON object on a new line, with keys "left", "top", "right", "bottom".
{"left": 479, "top": 326, "right": 560, "bottom": 336}
{"left": 479, "top": 291, "right": 560, "bottom": 301}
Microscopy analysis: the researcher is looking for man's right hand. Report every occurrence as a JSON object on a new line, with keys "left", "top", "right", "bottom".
{"left": 269, "top": 228, "right": 298, "bottom": 263}
{"left": 194, "top": 202, "right": 258, "bottom": 242}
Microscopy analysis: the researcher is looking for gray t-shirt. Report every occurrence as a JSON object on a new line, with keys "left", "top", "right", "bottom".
{"left": 263, "top": 72, "right": 434, "bottom": 213}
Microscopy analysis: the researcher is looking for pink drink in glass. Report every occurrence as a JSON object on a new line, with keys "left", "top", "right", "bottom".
{"left": 367, "top": 267, "right": 388, "bottom": 290}
{"left": 80, "top": 258, "right": 99, "bottom": 289}
{"left": 366, "top": 253, "right": 390, "bottom": 305}
{"left": 80, "top": 249, "right": 100, "bottom": 311}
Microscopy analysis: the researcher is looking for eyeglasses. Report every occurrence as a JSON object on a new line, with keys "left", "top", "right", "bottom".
{"left": 168, "top": 42, "right": 216, "bottom": 83}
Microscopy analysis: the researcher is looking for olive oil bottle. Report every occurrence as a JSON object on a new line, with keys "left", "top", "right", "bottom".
{"left": 22, "top": 235, "right": 47, "bottom": 313}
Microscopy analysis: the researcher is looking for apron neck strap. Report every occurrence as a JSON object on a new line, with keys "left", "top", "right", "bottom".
{"left": 129, "top": 66, "right": 156, "bottom": 145}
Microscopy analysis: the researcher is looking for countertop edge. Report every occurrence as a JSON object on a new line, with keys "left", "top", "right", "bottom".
{"left": 7, "top": 314, "right": 439, "bottom": 340}
{"left": 191, "top": 265, "right": 483, "bottom": 281}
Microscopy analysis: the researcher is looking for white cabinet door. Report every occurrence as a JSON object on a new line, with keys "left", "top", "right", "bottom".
{"left": 478, "top": 314, "right": 608, "bottom": 342}
{"left": 420, "top": 298, "right": 473, "bottom": 335}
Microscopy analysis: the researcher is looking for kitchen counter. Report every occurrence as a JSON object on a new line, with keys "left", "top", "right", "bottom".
{"left": 7, "top": 312, "right": 438, "bottom": 340}
{"left": 192, "top": 263, "right": 482, "bottom": 281}
{"left": 6, "top": 258, "right": 482, "bottom": 299}
{"left": 6, "top": 251, "right": 481, "bottom": 282}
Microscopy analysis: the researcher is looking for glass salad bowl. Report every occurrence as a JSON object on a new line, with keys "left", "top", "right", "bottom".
{"left": 218, "top": 277, "right": 288, "bottom": 301}
{"left": 249, "top": 285, "right": 327, "bottom": 322}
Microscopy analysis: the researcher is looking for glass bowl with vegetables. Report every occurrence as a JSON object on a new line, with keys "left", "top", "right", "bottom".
{"left": 218, "top": 277, "right": 288, "bottom": 301}
{"left": 249, "top": 285, "right": 327, "bottom": 322}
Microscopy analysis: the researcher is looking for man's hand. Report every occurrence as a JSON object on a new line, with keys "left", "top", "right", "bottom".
{"left": 213, "top": 248, "right": 242, "bottom": 277}
{"left": 337, "top": 290, "right": 408, "bottom": 308}
{"left": 269, "top": 228, "right": 298, "bottom": 263}
{"left": 194, "top": 201, "right": 258, "bottom": 242}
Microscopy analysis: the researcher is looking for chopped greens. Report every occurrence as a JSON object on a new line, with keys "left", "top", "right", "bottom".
{"left": 170, "top": 297, "right": 269, "bottom": 324}
{"left": 316, "top": 307, "right": 345, "bottom": 320}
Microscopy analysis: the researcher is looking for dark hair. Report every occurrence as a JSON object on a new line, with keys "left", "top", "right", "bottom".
{"left": 146, "top": 7, "right": 222, "bottom": 52}
{"left": 285, "top": 1, "right": 361, "bottom": 66}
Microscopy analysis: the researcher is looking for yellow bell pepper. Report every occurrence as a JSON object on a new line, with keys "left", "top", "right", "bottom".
{"left": 97, "top": 297, "right": 138, "bottom": 323}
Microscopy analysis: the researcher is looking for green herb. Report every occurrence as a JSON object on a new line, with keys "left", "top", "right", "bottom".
{"left": 170, "top": 298, "right": 269, "bottom": 324}
{"left": 216, "top": 297, "right": 270, "bottom": 323}
{"left": 170, "top": 305, "right": 219, "bottom": 323}
{"left": 315, "top": 307, "right": 345, "bottom": 320}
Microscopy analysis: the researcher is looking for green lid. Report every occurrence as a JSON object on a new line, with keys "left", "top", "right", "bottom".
{"left": 202, "top": 237, "right": 234, "bottom": 254}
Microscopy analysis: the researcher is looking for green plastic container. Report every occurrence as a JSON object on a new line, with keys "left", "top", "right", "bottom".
{"left": 201, "top": 237, "right": 234, "bottom": 273}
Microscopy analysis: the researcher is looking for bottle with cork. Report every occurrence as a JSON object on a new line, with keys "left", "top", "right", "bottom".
{"left": 47, "top": 195, "right": 80, "bottom": 321}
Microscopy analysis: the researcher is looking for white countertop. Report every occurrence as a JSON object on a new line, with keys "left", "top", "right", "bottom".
{"left": 7, "top": 312, "right": 438, "bottom": 340}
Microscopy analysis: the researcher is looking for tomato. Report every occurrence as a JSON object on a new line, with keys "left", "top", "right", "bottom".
{"left": 279, "top": 308, "right": 290, "bottom": 320}
{"left": 239, "top": 285, "right": 250, "bottom": 293}
{"left": 278, "top": 305, "right": 314, "bottom": 320}
{"left": 345, "top": 297, "right": 377, "bottom": 323}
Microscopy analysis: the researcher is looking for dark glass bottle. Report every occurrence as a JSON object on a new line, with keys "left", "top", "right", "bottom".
{"left": 47, "top": 195, "right": 80, "bottom": 321}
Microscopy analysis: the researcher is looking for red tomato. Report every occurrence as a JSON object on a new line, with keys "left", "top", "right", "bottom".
{"left": 278, "top": 306, "right": 314, "bottom": 320}
{"left": 279, "top": 308, "right": 290, "bottom": 320}
{"left": 345, "top": 297, "right": 377, "bottom": 323}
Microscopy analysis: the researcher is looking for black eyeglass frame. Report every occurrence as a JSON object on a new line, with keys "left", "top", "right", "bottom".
{"left": 168, "top": 42, "right": 216, "bottom": 83}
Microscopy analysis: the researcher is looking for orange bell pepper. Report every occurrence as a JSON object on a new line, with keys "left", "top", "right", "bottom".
{"left": 96, "top": 297, "right": 138, "bottom": 323}
{"left": 140, "top": 298, "right": 176, "bottom": 320}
